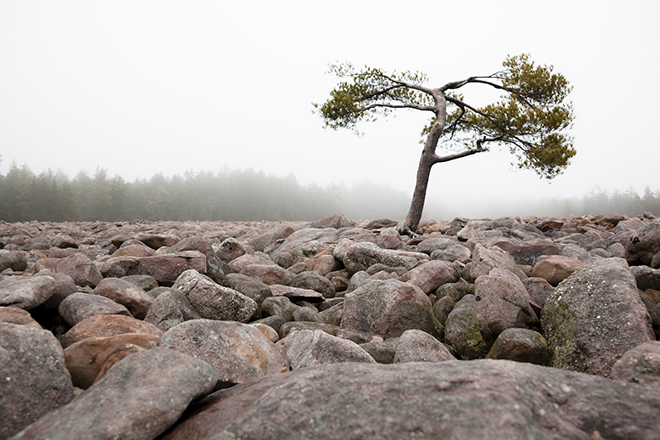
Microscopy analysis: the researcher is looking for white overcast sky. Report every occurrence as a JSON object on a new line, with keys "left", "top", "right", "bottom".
{"left": 1, "top": 1, "right": 659, "bottom": 217}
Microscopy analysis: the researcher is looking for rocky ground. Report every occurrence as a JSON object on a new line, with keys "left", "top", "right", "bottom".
{"left": 1, "top": 213, "right": 660, "bottom": 439}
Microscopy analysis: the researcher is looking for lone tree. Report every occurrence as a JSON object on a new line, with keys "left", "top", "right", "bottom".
{"left": 314, "top": 54, "right": 575, "bottom": 234}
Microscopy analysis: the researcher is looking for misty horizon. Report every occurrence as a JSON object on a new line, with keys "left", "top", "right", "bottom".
{"left": 1, "top": 160, "right": 658, "bottom": 223}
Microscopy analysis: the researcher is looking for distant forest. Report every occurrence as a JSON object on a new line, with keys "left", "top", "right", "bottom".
{"left": 0, "top": 162, "right": 659, "bottom": 223}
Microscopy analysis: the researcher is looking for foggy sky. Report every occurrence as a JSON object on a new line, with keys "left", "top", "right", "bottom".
{"left": 1, "top": 1, "right": 658, "bottom": 219}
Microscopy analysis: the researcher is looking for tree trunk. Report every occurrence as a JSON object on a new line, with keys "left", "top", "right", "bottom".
{"left": 398, "top": 90, "right": 447, "bottom": 235}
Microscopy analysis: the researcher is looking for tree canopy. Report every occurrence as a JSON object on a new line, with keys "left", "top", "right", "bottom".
{"left": 315, "top": 54, "right": 576, "bottom": 233}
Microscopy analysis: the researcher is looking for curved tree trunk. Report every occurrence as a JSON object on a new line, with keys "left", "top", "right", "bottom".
{"left": 398, "top": 90, "right": 446, "bottom": 235}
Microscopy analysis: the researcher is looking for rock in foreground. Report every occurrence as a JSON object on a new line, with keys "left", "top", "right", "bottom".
{"left": 161, "top": 360, "right": 660, "bottom": 440}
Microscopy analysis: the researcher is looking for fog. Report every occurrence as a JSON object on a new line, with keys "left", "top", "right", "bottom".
{"left": 1, "top": 1, "right": 659, "bottom": 221}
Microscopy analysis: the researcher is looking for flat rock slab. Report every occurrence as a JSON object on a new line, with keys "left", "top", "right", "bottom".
{"left": 161, "top": 359, "right": 660, "bottom": 440}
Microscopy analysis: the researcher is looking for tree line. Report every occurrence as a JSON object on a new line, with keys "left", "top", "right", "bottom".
{"left": 0, "top": 161, "right": 658, "bottom": 223}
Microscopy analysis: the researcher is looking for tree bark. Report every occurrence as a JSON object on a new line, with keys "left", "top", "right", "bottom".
{"left": 398, "top": 90, "right": 446, "bottom": 235}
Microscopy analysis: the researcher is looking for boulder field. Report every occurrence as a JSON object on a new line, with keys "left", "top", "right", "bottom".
{"left": 1, "top": 212, "right": 660, "bottom": 439}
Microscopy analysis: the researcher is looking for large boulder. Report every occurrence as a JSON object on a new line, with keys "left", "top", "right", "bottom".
{"left": 541, "top": 258, "right": 655, "bottom": 378}
{"left": 278, "top": 329, "right": 375, "bottom": 369}
{"left": 160, "top": 319, "right": 289, "bottom": 386}
{"left": 0, "top": 323, "right": 74, "bottom": 439}
{"left": 486, "top": 328, "right": 549, "bottom": 365}
{"left": 339, "top": 279, "right": 439, "bottom": 342}
{"left": 172, "top": 269, "right": 257, "bottom": 322}
{"left": 14, "top": 348, "right": 217, "bottom": 440}
{"left": 160, "top": 360, "right": 660, "bottom": 440}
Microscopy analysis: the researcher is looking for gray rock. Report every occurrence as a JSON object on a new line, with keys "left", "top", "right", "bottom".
{"left": 160, "top": 319, "right": 289, "bottom": 387}
{"left": 14, "top": 348, "right": 217, "bottom": 440}
{"left": 631, "top": 265, "right": 660, "bottom": 291}
{"left": 0, "top": 275, "right": 55, "bottom": 310}
{"left": 339, "top": 279, "right": 439, "bottom": 342}
{"left": 610, "top": 341, "right": 660, "bottom": 390}
{"left": 541, "top": 258, "right": 654, "bottom": 378}
{"left": 277, "top": 329, "right": 375, "bottom": 369}
{"left": 279, "top": 321, "right": 339, "bottom": 339}
{"left": 445, "top": 294, "right": 489, "bottom": 360}
{"left": 0, "top": 323, "right": 74, "bottom": 439}
{"left": 393, "top": 329, "right": 456, "bottom": 363}
{"left": 626, "top": 218, "right": 660, "bottom": 266}
{"left": 144, "top": 290, "right": 201, "bottom": 331}
{"left": 215, "top": 237, "right": 249, "bottom": 263}
{"left": 173, "top": 269, "right": 256, "bottom": 322}
{"left": 261, "top": 296, "right": 300, "bottom": 322}
{"left": 55, "top": 252, "right": 103, "bottom": 287}
{"left": 59, "top": 292, "right": 133, "bottom": 326}
{"left": 0, "top": 250, "right": 27, "bottom": 272}
{"left": 430, "top": 244, "right": 471, "bottom": 262}
{"left": 160, "top": 360, "right": 660, "bottom": 440}
{"left": 469, "top": 244, "right": 524, "bottom": 282}
{"left": 343, "top": 242, "right": 415, "bottom": 274}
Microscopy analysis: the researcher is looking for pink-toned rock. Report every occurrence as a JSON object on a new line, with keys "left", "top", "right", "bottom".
{"left": 400, "top": 260, "right": 460, "bottom": 294}
{"left": 289, "top": 271, "right": 336, "bottom": 298}
{"left": 92, "top": 343, "right": 146, "bottom": 385}
{"left": 61, "top": 314, "right": 164, "bottom": 348}
{"left": 531, "top": 255, "right": 587, "bottom": 286}
{"left": 36, "top": 272, "right": 78, "bottom": 309}
{"left": 393, "top": 329, "right": 456, "bottom": 363}
{"left": 0, "top": 306, "right": 42, "bottom": 329}
{"left": 92, "top": 277, "right": 154, "bottom": 319}
{"left": 139, "top": 251, "right": 208, "bottom": 285}
{"left": 55, "top": 252, "right": 103, "bottom": 287}
{"left": 474, "top": 268, "right": 538, "bottom": 342}
{"left": 625, "top": 218, "right": 660, "bottom": 266}
{"left": 0, "top": 249, "right": 27, "bottom": 272}
{"left": 64, "top": 333, "right": 161, "bottom": 389}
{"left": 228, "top": 253, "right": 275, "bottom": 273}
{"left": 111, "top": 242, "right": 155, "bottom": 258}
{"left": 160, "top": 319, "right": 289, "bottom": 386}
{"left": 240, "top": 263, "right": 290, "bottom": 286}
{"left": 469, "top": 244, "right": 524, "bottom": 282}
{"left": 491, "top": 240, "right": 559, "bottom": 266}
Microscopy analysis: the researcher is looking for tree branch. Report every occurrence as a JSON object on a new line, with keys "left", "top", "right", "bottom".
{"left": 360, "top": 102, "right": 436, "bottom": 112}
